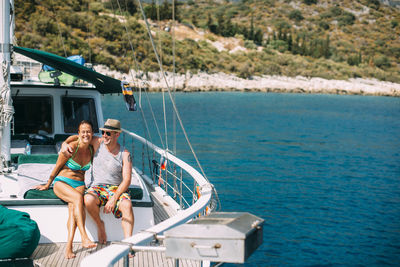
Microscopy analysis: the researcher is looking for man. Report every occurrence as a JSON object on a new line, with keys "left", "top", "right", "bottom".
{"left": 62, "top": 119, "right": 134, "bottom": 244}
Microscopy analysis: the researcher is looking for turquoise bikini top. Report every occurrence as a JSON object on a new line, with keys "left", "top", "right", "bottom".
{"left": 65, "top": 140, "right": 93, "bottom": 171}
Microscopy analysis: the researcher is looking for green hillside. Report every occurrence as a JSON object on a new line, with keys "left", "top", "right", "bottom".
{"left": 14, "top": 0, "right": 400, "bottom": 82}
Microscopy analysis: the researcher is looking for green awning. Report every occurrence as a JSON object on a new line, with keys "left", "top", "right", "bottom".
{"left": 14, "top": 46, "right": 121, "bottom": 94}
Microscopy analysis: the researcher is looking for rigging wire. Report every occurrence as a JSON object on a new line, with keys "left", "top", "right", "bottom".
{"left": 137, "top": 0, "right": 210, "bottom": 184}
{"left": 50, "top": 0, "right": 67, "bottom": 57}
{"left": 116, "top": 0, "right": 221, "bottom": 210}
{"left": 114, "top": 0, "right": 166, "bottom": 153}
{"left": 86, "top": 0, "right": 92, "bottom": 63}
{"left": 114, "top": 0, "right": 161, "bottom": 177}
{"left": 156, "top": 0, "right": 169, "bottom": 153}
{"left": 172, "top": 0, "right": 177, "bottom": 156}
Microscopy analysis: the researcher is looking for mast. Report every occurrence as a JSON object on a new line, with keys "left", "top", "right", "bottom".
{"left": 0, "top": 0, "right": 14, "bottom": 172}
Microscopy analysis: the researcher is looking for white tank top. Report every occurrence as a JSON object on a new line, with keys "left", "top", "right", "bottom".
{"left": 91, "top": 143, "right": 124, "bottom": 186}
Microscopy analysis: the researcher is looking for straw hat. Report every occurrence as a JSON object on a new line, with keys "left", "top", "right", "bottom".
{"left": 99, "top": 119, "right": 122, "bottom": 132}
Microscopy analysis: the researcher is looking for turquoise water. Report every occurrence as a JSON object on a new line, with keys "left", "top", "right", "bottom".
{"left": 102, "top": 92, "right": 400, "bottom": 266}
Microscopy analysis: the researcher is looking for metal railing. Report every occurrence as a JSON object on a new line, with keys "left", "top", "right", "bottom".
{"left": 122, "top": 129, "right": 206, "bottom": 211}
{"left": 81, "top": 129, "right": 213, "bottom": 267}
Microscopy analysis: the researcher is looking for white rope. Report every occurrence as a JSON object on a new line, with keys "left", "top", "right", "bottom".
{"left": 0, "top": 60, "right": 14, "bottom": 128}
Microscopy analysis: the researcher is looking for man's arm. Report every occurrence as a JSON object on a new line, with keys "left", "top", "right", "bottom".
{"left": 104, "top": 149, "right": 132, "bottom": 214}
{"left": 60, "top": 135, "right": 79, "bottom": 157}
{"left": 61, "top": 135, "right": 102, "bottom": 157}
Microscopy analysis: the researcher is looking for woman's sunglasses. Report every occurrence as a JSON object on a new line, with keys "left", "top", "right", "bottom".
{"left": 101, "top": 130, "right": 112, "bottom": 136}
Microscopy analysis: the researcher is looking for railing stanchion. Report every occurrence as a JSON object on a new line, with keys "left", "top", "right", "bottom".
{"left": 142, "top": 143, "right": 145, "bottom": 174}
{"left": 131, "top": 137, "right": 135, "bottom": 166}
{"left": 165, "top": 163, "right": 168, "bottom": 194}
{"left": 123, "top": 254, "right": 129, "bottom": 267}
{"left": 173, "top": 164, "right": 177, "bottom": 200}
{"left": 123, "top": 132, "right": 126, "bottom": 147}
{"left": 180, "top": 168, "right": 183, "bottom": 209}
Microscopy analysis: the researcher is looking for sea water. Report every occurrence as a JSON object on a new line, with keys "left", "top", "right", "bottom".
{"left": 102, "top": 92, "right": 400, "bottom": 266}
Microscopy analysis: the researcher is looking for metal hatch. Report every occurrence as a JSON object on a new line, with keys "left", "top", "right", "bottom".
{"left": 164, "top": 212, "right": 264, "bottom": 263}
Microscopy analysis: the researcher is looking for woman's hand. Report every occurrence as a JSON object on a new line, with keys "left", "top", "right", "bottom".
{"left": 34, "top": 184, "right": 50, "bottom": 191}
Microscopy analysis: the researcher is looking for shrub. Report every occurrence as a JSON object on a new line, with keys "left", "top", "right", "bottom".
{"left": 329, "top": 6, "right": 343, "bottom": 17}
{"left": 374, "top": 56, "right": 391, "bottom": 69}
{"left": 338, "top": 12, "right": 356, "bottom": 26}
{"left": 244, "top": 40, "right": 257, "bottom": 49}
{"left": 238, "top": 62, "right": 254, "bottom": 78}
{"left": 32, "top": 15, "right": 57, "bottom": 35}
{"left": 347, "top": 54, "right": 360, "bottom": 66}
{"left": 303, "top": 0, "right": 317, "bottom": 5}
{"left": 90, "top": 2, "right": 104, "bottom": 15}
{"left": 319, "top": 21, "right": 330, "bottom": 30}
{"left": 289, "top": 10, "right": 304, "bottom": 22}
{"left": 269, "top": 40, "right": 289, "bottom": 53}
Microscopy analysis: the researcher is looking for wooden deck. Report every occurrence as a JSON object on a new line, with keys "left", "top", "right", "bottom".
{"left": 30, "top": 243, "right": 200, "bottom": 267}
{"left": 27, "top": 188, "right": 200, "bottom": 267}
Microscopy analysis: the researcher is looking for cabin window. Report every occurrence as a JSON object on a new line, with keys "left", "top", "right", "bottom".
{"left": 62, "top": 97, "right": 99, "bottom": 133}
{"left": 12, "top": 96, "right": 53, "bottom": 134}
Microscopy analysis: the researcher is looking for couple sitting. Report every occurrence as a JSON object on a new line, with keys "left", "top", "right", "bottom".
{"left": 35, "top": 119, "right": 134, "bottom": 259}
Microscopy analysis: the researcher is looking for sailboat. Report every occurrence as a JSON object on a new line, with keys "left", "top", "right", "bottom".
{"left": 0, "top": 0, "right": 263, "bottom": 266}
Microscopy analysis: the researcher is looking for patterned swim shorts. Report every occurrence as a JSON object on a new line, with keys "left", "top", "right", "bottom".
{"left": 86, "top": 184, "right": 131, "bottom": 218}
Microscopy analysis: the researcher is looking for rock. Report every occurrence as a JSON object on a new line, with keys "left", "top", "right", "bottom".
{"left": 93, "top": 65, "right": 400, "bottom": 97}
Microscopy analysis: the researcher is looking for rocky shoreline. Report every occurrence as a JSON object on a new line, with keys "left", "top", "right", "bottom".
{"left": 95, "top": 66, "right": 400, "bottom": 97}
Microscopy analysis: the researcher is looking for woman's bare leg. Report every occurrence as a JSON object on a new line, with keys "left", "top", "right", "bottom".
{"left": 84, "top": 193, "right": 107, "bottom": 244}
{"left": 65, "top": 203, "right": 77, "bottom": 259}
{"left": 54, "top": 182, "right": 96, "bottom": 253}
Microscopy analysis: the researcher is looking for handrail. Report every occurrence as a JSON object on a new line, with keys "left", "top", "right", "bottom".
{"left": 81, "top": 129, "right": 212, "bottom": 267}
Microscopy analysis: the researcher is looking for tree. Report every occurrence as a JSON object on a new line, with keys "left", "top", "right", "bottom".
{"left": 254, "top": 29, "right": 263, "bottom": 45}
{"left": 367, "top": 0, "right": 380, "bottom": 10}
{"left": 323, "top": 34, "right": 331, "bottom": 58}
{"left": 287, "top": 32, "right": 292, "bottom": 51}
{"left": 224, "top": 18, "right": 236, "bottom": 37}
{"left": 144, "top": 0, "right": 157, "bottom": 20}
{"left": 250, "top": 14, "right": 255, "bottom": 41}
{"left": 125, "top": 0, "right": 137, "bottom": 15}
{"left": 217, "top": 15, "right": 225, "bottom": 35}
{"left": 192, "top": 14, "right": 198, "bottom": 27}
{"left": 162, "top": 0, "right": 171, "bottom": 20}
{"left": 207, "top": 14, "right": 218, "bottom": 34}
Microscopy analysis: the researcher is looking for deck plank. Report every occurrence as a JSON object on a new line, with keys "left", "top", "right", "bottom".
{"left": 30, "top": 184, "right": 200, "bottom": 266}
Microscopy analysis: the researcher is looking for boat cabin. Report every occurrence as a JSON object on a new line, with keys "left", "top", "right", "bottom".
{"left": 10, "top": 84, "right": 103, "bottom": 156}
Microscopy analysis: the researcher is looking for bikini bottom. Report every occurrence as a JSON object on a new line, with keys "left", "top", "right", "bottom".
{"left": 53, "top": 176, "right": 85, "bottom": 189}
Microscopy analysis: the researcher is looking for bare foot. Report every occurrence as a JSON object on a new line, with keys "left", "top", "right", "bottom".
{"left": 97, "top": 220, "right": 107, "bottom": 244}
{"left": 65, "top": 248, "right": 76, "bottom": 259}
{"left": 82, "top": 238, "right": 97, "bottom": 249}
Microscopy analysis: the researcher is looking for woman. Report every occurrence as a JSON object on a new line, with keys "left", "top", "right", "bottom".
{"left": 35, "top": 120, "right": 96, "bottom": 259}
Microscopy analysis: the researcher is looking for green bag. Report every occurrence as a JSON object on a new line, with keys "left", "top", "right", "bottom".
{"left": 0, "top": 205, "right": 40, "bottom": 259}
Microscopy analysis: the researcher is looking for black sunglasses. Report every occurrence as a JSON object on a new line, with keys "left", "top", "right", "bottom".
{"left": 101, "top": 130, "right": 112, "bottom": 136}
